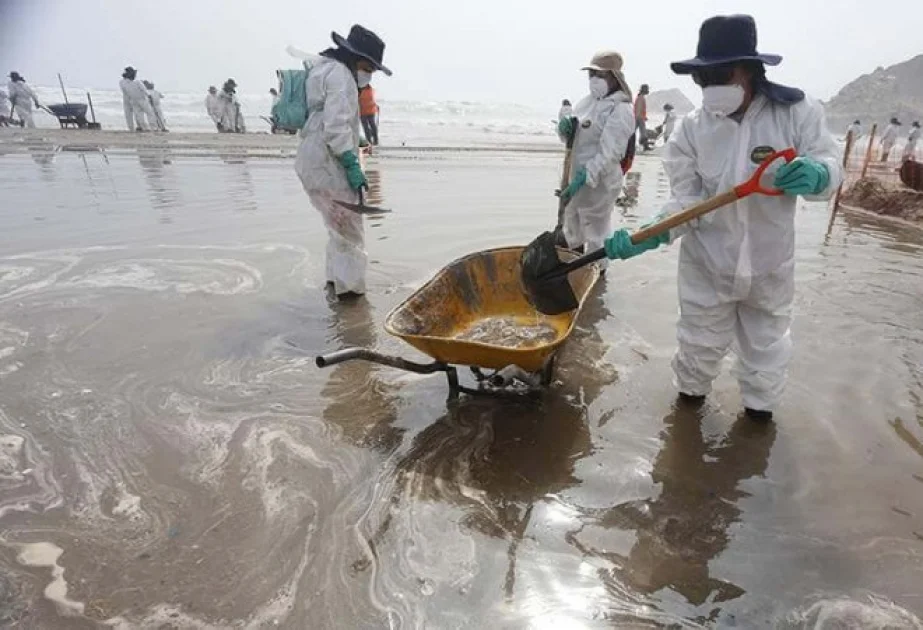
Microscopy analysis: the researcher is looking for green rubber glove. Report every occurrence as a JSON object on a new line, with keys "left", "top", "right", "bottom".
{"left": 338, "top": 150, "right": 368, "bottom": 191}
{"left": 558, "top": 117, "right": 574, "bottom": 137}
{"left": 560, "top": 167, "right": 587, "bottom": 204}
{"left": 604, "top": 228, "right": 669, "bottom": 260}
{"left": 772, "top": 157, "right": 829, "bottom": 195}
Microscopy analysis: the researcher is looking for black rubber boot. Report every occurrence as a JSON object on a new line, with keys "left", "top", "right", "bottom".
{"left": 744, "top": 407, "right": 773, "bottom": 422}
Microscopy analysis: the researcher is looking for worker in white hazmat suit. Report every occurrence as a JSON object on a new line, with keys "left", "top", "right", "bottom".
{"left": 0, "top": 87, "right": 11, "bottom": 126}
{"left": 119, "top": 67, "right": 155, "bottom": 131}
{"left": 879, "top": 117, "right": 900, "bottom": 162}
{"left": 604, "top": 15, "right": 842, "bottom": 420}
{"left": 205, "top": 86, "right": 222, "bottom": 130}
{"left": 902, "top": 121, "right": 920, "bottom": 161}
{"left": 662, "top": 103, "right": 677, "bottom": 143}
{"left": 294, "top": 24, "right": 391, "bottom": 299}
{"left": 143, "top": 80, "right": 167, "bottom": 131}
{"left": 845, "top": 119, "right": 861, "bottom": 143}
{"left": 7, "top": 72, "right": 41, "bottom": 128}
{"left": 555, "top": 51, "right": 635, "bottom": 268}
{"left": 218, "top": 79, "right": 245, "bottom": 133}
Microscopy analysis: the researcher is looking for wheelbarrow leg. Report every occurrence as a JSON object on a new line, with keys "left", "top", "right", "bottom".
{"left": 541, "top": 354, "right": 556, "bottom": 387}
{"left": 446, "top": 367, "right": 460, "bottom": 400}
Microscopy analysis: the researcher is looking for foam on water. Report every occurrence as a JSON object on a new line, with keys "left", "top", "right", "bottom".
{"left": 14, "top": 542, "right": 86, "bottom": 617}
{"left": 782, "top": 596, "right": 923, "bottom": 629}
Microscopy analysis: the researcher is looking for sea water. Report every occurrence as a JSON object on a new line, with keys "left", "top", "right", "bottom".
{"left": 27, "top": 86, "right": 558, "bottom": 148}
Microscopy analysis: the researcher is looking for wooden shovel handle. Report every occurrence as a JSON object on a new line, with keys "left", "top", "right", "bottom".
{"left": 628, "top": 148, "right": 796, "bottom": 245}
{"left": 630, "top": 189, "right": 738, "bottom": 244}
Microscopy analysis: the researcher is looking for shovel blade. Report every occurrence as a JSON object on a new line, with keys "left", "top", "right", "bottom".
{"left": 333, "top": 199, "right": 391, "bottom": 215}
{"left": 519, "top": 231, "right": 579, "bottom": 315}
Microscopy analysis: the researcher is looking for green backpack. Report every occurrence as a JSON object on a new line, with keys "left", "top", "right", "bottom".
{"left": 272, "top": 68, "right": 309, "bottom": 132}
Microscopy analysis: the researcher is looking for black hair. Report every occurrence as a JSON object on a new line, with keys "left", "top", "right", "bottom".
{"left": 562, "top": 99, "right": 571, "bottom": 106}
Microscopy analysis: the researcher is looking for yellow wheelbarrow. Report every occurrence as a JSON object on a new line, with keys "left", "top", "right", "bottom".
{"left": 315, "top": 246, "right": 599, "bottom": 397}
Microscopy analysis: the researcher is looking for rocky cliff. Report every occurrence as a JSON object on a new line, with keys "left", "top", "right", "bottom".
{"left": 824, "top": 55, "right": 923, "bottom": 134}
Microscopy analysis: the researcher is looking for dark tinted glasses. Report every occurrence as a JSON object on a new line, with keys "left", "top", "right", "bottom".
{"left": 692, "top": 64, "right": 736, "bottom": 87}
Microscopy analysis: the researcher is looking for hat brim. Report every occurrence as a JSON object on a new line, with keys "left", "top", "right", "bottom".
{"left": 332, "top": 31, "right": 392, "bottom": 77}
{"left": 670, "top": 53, "right": 782, "bottom": 75}
{"left": 580, "top": 65, "right": 632, "bottom": 97}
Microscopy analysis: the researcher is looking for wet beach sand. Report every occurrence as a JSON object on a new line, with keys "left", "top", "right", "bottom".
{"left": 1, "top": 129, "right": 922, "bottom": 628}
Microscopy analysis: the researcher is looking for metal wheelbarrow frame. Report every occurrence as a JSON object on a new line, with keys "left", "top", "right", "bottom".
{"left": 315, "top": 246, "right": 600, "bottom": 398}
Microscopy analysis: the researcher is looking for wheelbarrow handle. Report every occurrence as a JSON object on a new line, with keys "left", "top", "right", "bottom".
{"left": 315, "top": 347, "right": 445, "bottom": 374}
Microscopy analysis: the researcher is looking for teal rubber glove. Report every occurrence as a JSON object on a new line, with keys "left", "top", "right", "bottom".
{"left": 772, "top": 157, "right": 829, "bottom": 195}
{"left": 560, "top": 167, "right": 587, "bottom": 204}
{"left": 604, "top": 228, "right": 669, "bottom": 260}
{"left": 558, "top": 117, "right": 574, "bottom": 137}
{"left": 338, "top": 150, "right": 368, "bottom": 191}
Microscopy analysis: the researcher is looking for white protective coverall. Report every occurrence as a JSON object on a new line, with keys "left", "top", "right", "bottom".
{"left": 119, "top": 78, "right": 154, "bottom": 131}
{"left": 7, "top": 80, "right": 39, "bottom": 127}
{"left": 661, "top": 93, "right": 841, "bottom": 411}
{"left": 902, "top": 126, "right": 920, "bottom": 160}
{"left": 880, "top": 123, "right": 899, "bottom": 159}
{"left": 205, "top": 92, "right": 222, "bottom": 128}
{"left": 0, "top": 88, "right": 10, "bottom": 120}
{"left": 845, "top": 122, "right": 861, "bottom": 142}
{"left": 219, "top": 91, "right": 245, "bottom": 133}
{"left": 558, "top": 90, "right": 635, "bottom": 264}
{"left": 294, "top": 56, "right": 365, "bottom": 295}
{"left": 663, "top": 110, "right": 677, "bottom": 142}
{"left": 147, "top": 89, "right": 166, "bottom": 130}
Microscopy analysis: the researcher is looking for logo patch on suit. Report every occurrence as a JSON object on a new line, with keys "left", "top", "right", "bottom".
{"left": 581, "top": 119, "right": 592, "bottom": 129}
{"left": 750, "top": 145, "right": 775, "bottom": 164}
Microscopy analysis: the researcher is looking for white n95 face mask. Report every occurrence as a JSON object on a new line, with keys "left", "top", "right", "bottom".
{"left": 357, "top": 70, "right": 372, "bottom": 88}
{"left": 702, "top": 84, "right": 745, "bottom": 116}
{"left": 589, "top": 77, "right": 609, "bottom": 99}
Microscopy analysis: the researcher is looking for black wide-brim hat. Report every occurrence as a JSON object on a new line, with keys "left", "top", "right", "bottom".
{"left": 332, "top": 24, "right": 392, "bottom": 76}
{"left": 671, "top": 14, "right": 782, "bottom": 74}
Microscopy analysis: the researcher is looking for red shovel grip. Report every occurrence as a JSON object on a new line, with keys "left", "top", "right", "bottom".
{"left": 733, "top": 148, "right": 797, "bottom": 198}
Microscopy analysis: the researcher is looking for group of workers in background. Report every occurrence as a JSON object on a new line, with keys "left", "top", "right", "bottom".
{"left": 205, "top": 80, "right": 246, "bottom": 133}
{"left": 299, "top": 15, "right": 843, "bottom": 422}
{"left": 845, "top": 117, "right": 920, "bottom": 162}
{"left": 119, "top": 66, "right": 167, "bottom": 132}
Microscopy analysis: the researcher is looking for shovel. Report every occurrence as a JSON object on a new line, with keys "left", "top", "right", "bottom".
{"left": 333, "top": 187, "right": 390, "bottom": 215}
{"left": 553, "top": 117, "right": 579, "bottom": 245}
{"left": 521, "top": 148, "right": 797, "bottom": 315}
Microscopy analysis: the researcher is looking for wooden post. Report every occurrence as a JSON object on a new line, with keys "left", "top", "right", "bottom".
{"left": 87, "top": 91, "right": 97, "bottom": 122}
{"left": 57, "top": 73, "right": 69, "bottom": 104}
{"left": 832, "top": 130, "right": 855, "bottom": 213}
{"left": 860, "top": 123, "right": 877, "bottom": 180}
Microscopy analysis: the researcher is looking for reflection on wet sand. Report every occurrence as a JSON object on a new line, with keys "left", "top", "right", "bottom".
{"left": 137, "top": 148, "right": 180, "bottom": 222}
{"left": 320, "top": 297, "right": 402, "bottom": 452}
{"left": 574, "top": 407, "right": 776, "bottom": 622}
{"left": 1, "top": 151, "right": 922, "bottom": 626}
{"left": 347, "top": 290, "right": 615, "bottom": 626}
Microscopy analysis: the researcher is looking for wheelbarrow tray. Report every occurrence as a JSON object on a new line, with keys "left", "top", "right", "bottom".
{"left": 47, "top": 103, "right": 88, "bottom": 118}
{"left": 383, "top": 246, "right": 599, "bottom": 372}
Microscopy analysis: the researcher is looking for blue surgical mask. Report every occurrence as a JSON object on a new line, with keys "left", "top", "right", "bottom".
{"left": 357, "top": 70, "right": 372, "bottom": 89}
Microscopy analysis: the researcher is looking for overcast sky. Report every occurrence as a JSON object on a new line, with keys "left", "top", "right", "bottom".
{"left": 1, "top": 0, "right": 920, "bottom": 106}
